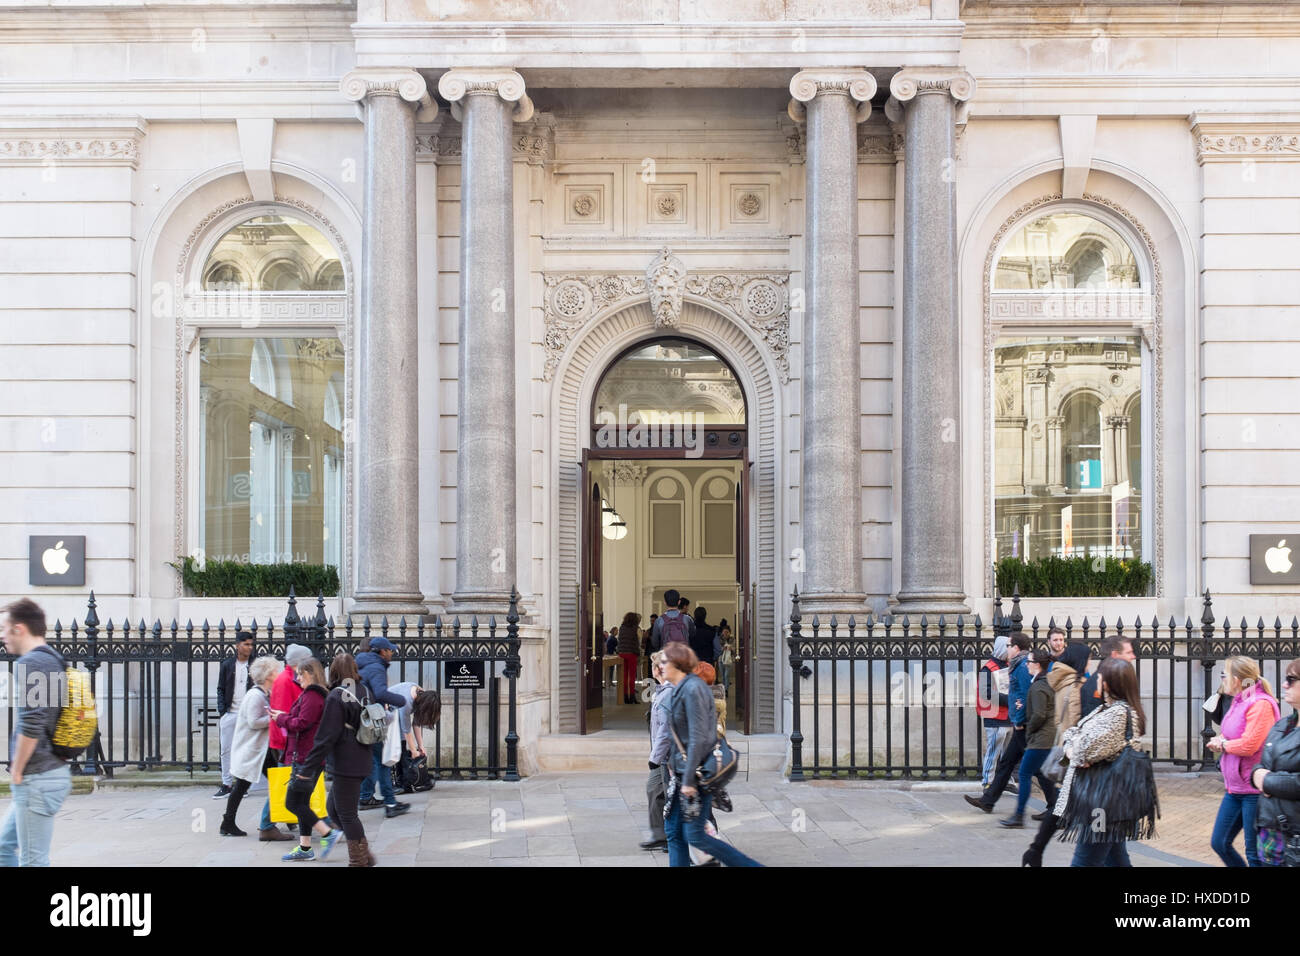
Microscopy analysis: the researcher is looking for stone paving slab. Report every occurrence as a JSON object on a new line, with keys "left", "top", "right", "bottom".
{"left": 0, "top": 770, "right": 1230, "bottom": 867}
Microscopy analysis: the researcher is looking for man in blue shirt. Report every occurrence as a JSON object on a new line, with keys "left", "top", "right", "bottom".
{"left": 966, "top": 632, "right": 1032, "bottom": 813}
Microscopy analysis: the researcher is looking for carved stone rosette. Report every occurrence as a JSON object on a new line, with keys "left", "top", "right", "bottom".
{"left": 541, "top": 250, "right": 792, "bottom": 385}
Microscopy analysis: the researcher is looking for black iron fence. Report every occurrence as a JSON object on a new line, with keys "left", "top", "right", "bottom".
{"left": 787, "top": 585, "right": 1300, "bottom": 781}
{"left": 1, "top": 588, "right": 522, "bottom": 781}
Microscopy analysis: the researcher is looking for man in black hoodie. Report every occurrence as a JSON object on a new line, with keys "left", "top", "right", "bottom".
{"left": 355, "top": 637, "right": 410, "bottom": 817}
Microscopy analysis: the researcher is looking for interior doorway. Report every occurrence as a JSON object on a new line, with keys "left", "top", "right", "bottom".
{"left": 578, "top": 337, "right": 752, "bottom": 736}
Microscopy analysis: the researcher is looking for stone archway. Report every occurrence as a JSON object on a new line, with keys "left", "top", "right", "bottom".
{"left": 550, "top": 298, "right": 782, "bottom": 734}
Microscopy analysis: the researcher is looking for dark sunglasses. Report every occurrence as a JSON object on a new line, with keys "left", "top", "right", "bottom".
{"left": 1285, "top": 675, "right": 1300, "bottom": 687}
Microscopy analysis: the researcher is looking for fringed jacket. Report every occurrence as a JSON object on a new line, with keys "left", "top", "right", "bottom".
{"left": 1052, "top": 701, "right": 1143, "bottom": 818}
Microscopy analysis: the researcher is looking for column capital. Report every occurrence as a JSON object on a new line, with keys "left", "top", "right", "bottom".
{"left": 888, "top": 67, "right": 976, "bottom": 105}
{"left": 787, "top": 69, "right": 876, "bottom": 125}
{"left": 340, "top": 68, "right": 438, "bottom": 122}
{"left": 437, "top": 68, "right": 535, "bottom": 123}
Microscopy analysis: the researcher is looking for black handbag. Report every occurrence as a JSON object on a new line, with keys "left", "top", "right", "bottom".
{"left": 670, "top": 724, "right": 739, "bottom": 793}
{"left": 1058, "top": 708, "right": 1160, "bottom": 844}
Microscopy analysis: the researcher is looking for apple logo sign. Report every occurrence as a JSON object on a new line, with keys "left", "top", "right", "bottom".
{"left": 1266, "top": 539, "right": 1293, "bottom": 575}
{"left": 42, "top": 541, "right": 71, "bottom": 576}
{"left": 29, "top": 535, "right": 85, "bottom": 586}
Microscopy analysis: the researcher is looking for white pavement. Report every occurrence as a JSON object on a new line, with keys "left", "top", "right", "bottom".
{"left": 0, "top": 770, "right": 1222, "bottom": 867}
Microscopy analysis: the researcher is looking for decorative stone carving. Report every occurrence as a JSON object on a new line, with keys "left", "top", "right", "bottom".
{"left": 437, "top": 69, "right": 535, "bottom": 123}
{"left": 737, "top": 192, "right": 762, "bottom": 216}
{"left": 656, "top": 193, "right": 679, "bottom": 217}
{"left": 646, "top": 246, "right": 687, "bottom": 328}
{"left": 1196, "top": 132, "right": 1300, "bottom": 158}
{"left": 787, "top": 69, "right": 876, "bottom": 125}
{"left": 0, "top": 137, "right": 142, "bottom": 168}
{"left": 603, "top": 460, "right": 647, "bottom": 486}
{"left": 542, "top": 252, "right": 792, "bottom": 384}
{"left": 571, "top": 193, "right": 595, "bottom": 217}
{"left": 340, "top": 68, "right": 437, "bottom": 122}
{"left": 888, "top": 68, "right": 977, "bottom": 105}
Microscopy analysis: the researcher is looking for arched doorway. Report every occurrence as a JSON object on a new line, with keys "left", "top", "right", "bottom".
{"left": 580, "top": 337, "right": 751, "bottom": 734}
{"left": 551, "top": 300, "right": 781, "bottom": 737}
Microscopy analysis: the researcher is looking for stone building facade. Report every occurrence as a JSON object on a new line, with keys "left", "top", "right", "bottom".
{"left": 2, "top": 0, "right": 1299, "bottom": 758}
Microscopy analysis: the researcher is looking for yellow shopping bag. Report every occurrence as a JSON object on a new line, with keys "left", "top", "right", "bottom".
{"left": 267, "top": 766, "right": 327, "bottom": 824}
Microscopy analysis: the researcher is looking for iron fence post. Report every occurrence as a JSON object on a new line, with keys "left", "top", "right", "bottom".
{"left": 788, "top": 587, "right": 804, "bottom": 782}
{"left": 504, "top": 588, "right": 521, "bottom": 782}
{"left": 1199, "top": 589, "right": 1217, "bottom": 771}
{"left": 83, "top": 592, "right": 106, "bottom": 777}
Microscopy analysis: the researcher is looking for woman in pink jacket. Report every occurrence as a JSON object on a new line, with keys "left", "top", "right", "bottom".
{"left": 1207, "top": 656, "right": 1280, "bottom": 867}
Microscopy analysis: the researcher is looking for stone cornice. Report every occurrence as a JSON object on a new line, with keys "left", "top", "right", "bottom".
{"left": 0, "top": 117, "right": 147, "bottom": 168}
{"left": 1190, "top": 113, "right": 1300, "bottom": 163}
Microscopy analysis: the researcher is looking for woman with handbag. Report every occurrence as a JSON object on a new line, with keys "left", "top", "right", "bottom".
{"left": 1054, "top": 657, "right": 1159, "bottom": 866}
{"left": 295, "top": 653, "right": 379, "bottom": 867}
{"left": 220, "top": 656, "right": 284, "bottom": 836}
{"left": 660, "top": 642, "right": 762, "bottom": 868}
{"left": 1021, "top": 641, "right": 1089, "bottom": 865}
{"left": 276, "top": 658, "right": 343, "bottom": 862}
{"left": 1001, "top": 649, "right": 1058, "bottom": 829}
{"left": 1251, "top": 658, "right": 1300, "bottom": 867}
{"left": 1207, "top": 656, "right": 1279, "bottom": 866}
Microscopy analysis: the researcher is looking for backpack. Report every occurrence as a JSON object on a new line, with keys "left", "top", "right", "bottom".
{"left": 338, "top": 684, "right": 388, "bottom": 746}
{"left": 35, "top": 646, "right": 97, "bottom": 760}
{"left": 662, "top": 612, "right": 689, "bottom": 645}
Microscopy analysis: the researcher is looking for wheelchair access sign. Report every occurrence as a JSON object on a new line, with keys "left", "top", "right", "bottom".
{"left": 445, "top": 660, "right": 486, "bottom": 690}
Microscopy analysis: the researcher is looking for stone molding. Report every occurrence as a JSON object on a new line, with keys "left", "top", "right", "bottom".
{"left": 416, "top": 113, "right": 553, "bottom": 164}
{"left": 437, "top": 69, "right": 535, "bottom": 123}
{"left": 787, "top": 69, "right": 876, "bottom": 125}
{"left": 602, "top": 461, "right": 648, "bottom": 486}
{"left": 541, "top": 249, "right": 792, "bottom": 385}
{"left": 981, "top": 193, "right": 1164, "bottom": 597}
{"left": 1190, "top": 114, "right": 1300, "bottom": 163}
{"left": 0, "top": 119, "right": 146, "bottom": 169}
{"left": 172, "top": 194, "right": 356, "bottom": 598}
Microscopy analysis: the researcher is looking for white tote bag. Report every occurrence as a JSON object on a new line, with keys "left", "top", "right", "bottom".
{"left": 381, "top": 709, "right": 403, "bottom": 767}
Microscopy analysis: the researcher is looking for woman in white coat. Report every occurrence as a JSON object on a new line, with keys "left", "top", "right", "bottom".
{"left": 220, "top": 656, "right": 284, "bottom": 836}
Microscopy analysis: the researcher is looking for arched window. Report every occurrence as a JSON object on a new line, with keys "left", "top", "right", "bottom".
{"left": 249, "top": 339, "right": 276, "bottom": 398}
{"left": 1061, "top": 392, "right": 1103, "bottom": 492}
{"left": 593, "top": 338, "right": 746, "bottom": 428}
{"left": 991, "top": 206, "right": 1151, "bottom": 572}
{"left": 202, "top": 214, "right": 343, "bottom": 293}
{"left": 993, "top": 211, "right": 1140, "bottom": 292}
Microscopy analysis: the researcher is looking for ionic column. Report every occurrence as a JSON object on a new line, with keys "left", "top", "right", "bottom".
{"left": 341, "top": 69, "right": 436, "bottom": 617}
{"left": 889, "top": 68, "right": 975, "bottom": 616}
{"left": 439, "top": 69, "right": 534, "bottom": 615}
{"left": 788, "top": 69, "right": 875, "bottom": 616}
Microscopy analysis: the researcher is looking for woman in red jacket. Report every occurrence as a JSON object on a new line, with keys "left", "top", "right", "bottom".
{"left": 274, "top": 657, "right": 341, "bottom": 862}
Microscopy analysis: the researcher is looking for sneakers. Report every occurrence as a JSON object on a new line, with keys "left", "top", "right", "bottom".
{"left": 212, "top": 785, "right": 232, "bottom": 800}
{"left": 318, "top": 828, "right": 343, "bottom": 860}
{"left": 282, "top": 845, "right": 315, "bottom": 862}
{"left": 359, "top": 797, "right": 385, "bottom": 811}
{"left": 384, "top": 802, "right": 411, "bottom": 818}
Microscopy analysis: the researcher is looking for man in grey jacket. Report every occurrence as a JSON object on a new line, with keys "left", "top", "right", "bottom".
{"left": 0, "top": 598, "right": 72, "bottom": 867}
{"left": 640, "top": 652, "right": 673, "bottom": 851}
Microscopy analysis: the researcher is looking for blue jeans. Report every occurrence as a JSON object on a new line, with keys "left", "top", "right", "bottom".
{"left": 1210, "top": 792, "right": 1260, "bottom": 867}
{"left": 1014, "top": 748, "right": 1058, "bottom": 817}
{"left": 1071, "top": 840, "right": 1132, "bottom": 867}
{"left": 981, "top": 727, "right": 1003, "bottom": 786}
{"left": 359, "top": 741, "right": 396, "bottom": 805}
{"left": 0, "top": 764, "right": 72, "bottom": 867}
{"left": 665, "top": 790, "right": 763, "bottom": 868}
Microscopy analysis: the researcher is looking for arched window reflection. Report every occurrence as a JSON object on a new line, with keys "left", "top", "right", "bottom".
{"left": 202, "top": 214, "right": 343, "bottom": 292}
